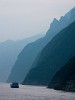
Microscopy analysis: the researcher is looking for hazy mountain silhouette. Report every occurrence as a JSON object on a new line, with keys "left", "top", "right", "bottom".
{"left": 0, "top": 34, "right": 43, "bottom": 82}
{"left": 48, "top": 56, "right": 75, "bottom": 92}
{"left": 24, "top": 21, "right": 75, "bottom": 85}
{"left": 8, "top": 7, "right": 75, "bottom": 83}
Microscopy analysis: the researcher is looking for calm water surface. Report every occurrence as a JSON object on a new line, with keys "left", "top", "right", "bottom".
{"left": 0, "top": 83, "right": 75, "bottom": 100}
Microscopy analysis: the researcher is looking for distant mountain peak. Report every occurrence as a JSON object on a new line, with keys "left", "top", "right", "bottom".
{"left": 50, "top": 18, "right": 59, "bottom": 30}
{"left": 49, "top": 7, "right": 75, "bottom": 33}
{"left": 53, "top": 18, "right": 58, "bottom": 23}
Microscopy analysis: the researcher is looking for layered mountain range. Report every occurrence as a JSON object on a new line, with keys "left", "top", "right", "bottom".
{"left": 24, "top": 20, "right": 75, "bottom": 85}
{"left": 8, "top": 7, "right": 75, "bottom": 85}
{"left": 0, "top": 34, "right": 43, "bottom": 82}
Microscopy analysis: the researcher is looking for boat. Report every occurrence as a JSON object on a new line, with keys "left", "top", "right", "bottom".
{"left": 10, "top": 82, "right": 19, "bottom": 88}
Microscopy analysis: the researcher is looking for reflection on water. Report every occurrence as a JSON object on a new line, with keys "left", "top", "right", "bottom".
{"left": 0, "top": 83, "right": 75, "bottom": 100}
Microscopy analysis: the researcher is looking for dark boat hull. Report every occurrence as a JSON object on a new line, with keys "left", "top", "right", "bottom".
{"left": 10, "top": 83, "right": 19, "bottom": 88}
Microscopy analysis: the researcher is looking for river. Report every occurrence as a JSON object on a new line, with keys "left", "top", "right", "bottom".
{"left": 0, "top": 83, "right": 75, "bottom": 100}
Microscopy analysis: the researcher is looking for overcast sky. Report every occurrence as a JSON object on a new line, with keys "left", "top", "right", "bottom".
{"left": 0, "top": 0, "right": 75, "bottom": 41}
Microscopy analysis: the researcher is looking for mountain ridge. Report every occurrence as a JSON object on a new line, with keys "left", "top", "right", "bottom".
{"left": 23, "top": 21, "right": 75, "bottom": 85}
{"left": 0, "top": 34, "right": 43, "bottom": 82}
{"left": 8, "top": 7, "right": 75, "bottom": 83}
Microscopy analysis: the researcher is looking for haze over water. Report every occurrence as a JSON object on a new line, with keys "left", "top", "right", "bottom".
{"left": 0, "top": 83, "right": 75, "bottom": 100}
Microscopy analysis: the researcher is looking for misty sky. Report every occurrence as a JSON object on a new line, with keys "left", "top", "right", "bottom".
{"left": 0, "top": 0, "right": 75, "bottom": 41}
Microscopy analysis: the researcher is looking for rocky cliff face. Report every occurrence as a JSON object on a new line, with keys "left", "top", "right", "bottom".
{"left": 24, "top": 21, "right": 75, "bottom": 85}
{"left": 48, "top": 56, "right": 75, "bottom": 92}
